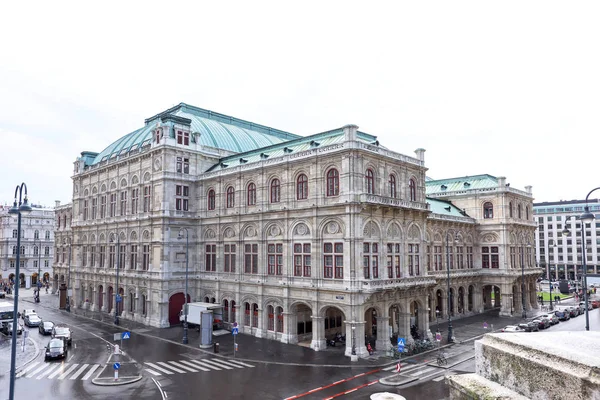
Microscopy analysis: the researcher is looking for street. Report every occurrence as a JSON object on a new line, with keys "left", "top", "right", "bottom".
{"left": 1, "top": 290, "right": 598, "bottom": 400}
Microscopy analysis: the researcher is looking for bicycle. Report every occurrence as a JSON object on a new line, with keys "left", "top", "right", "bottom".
{"left": 436, "top": 352, "right": 448, "bottom": 366}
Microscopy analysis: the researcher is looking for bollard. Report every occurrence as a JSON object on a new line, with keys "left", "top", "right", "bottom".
{"left": 214, "top": 342, "right": 219, "bottom": 353}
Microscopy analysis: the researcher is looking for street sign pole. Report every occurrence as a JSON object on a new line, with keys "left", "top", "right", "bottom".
{"left": 232, "top": 322, "right": 239, "bottom": 359}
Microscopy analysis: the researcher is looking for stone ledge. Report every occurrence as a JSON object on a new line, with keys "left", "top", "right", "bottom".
{"left": 447, "top": 373, "right": 528, "bottom": 399}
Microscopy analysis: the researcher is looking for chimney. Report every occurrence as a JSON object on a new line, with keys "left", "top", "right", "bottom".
{"left": 55, "top": 200, "right": 61, "bottom": 208}
{"left": 497, "top": 176, "right": 506, "bottom": 188}
{"left": 414, "top": 148, "right": 426, "bottom": 162}
{"left": 525, "top": 185, "right": 532, "bottom": 194}
{"left": 343, "top": 124, "right": 359, "bottom": 141}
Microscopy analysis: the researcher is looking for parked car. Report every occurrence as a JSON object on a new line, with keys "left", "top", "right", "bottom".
{"left": 518, "top": 321, "right": 540, "bottom": 332}
{"left": 501, "top": 325, "right": 526, "bottom": 332}
{"left": 532, "top": 317, "right": 550, "bottom": 329}
{"left": 21, "top": 309, "right": 36, "bottom": 320}
{"left": 38, "top": 320, "right": 54, "bottom": 335}
{"left": 540, "top": 313, "right": 559, "bottom": 325}
{"left": 563, "top": 306, "right": 580, "bottom": 317}
{"left": 553, "top": 309, "right": 570, "bottom": 321}
{"left": 579, "top": 302, "right": 593, "bottom": 312}
{"left": 51, "top": 324, "right": 72, "bottom": 346}
{"left": 24, "top": 314, "right": 42, "bottom": 327}
{"left": 0, "top": 289, "right": 6, "bottom": 299}
{"left": 2, "top": 322, "right": 23, "bottom": 335}
{"left": 45, "top": 338, "right": 68, "bottom": 361}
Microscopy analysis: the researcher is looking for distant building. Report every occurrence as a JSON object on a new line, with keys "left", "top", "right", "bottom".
{"left": 533, "top": 199, "right": 600, "bottom": 281}
{"left": 54, "top": 103, "right": 539, "bottom": 357}
{"left": 0, "top": 204, "right": 55, "bottom": 288}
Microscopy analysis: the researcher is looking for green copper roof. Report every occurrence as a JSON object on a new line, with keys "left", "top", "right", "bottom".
{"left": 426, "top": 174, "right": 498, "bottom": 195}
{"left": 206, "top": 128, "right": 378, "bottom": 172}
{"left": 427, "top": 198, "right": 470, "bottom": 218}
{"left": 91, "top": 103, "right": 300, "bottom": 165}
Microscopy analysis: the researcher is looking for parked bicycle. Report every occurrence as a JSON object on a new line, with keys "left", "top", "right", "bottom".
{"left": 437, "top": 351, "right": 448, "bottom": 366}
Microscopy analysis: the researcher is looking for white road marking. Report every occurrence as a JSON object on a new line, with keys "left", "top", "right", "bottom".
{"left": 48, "top": 364, "right": 67, "bottom": 379}
{"left": 433, "top": 376, "right": 445, "bottom": 382}
{"left": 37, "top": 365, "right": 59, "bottom": 380}
{"left": 156, "top": 361, "right": 186, "bottom": 374}
{"left": 226, "top": 359, "right": 254, "bottom": 368}
{"left": 188, "top": 359, "right": 221, "bottom": 371}
{"left": 145, "top": 368, "right": 162, "bottom": 376}
{"left": 200, "top": 359, "right": 234, "bottom": 370}
{"left": 58, "top": 364, "right": 79, "bottom": 380}
{"left": 16, "top": 362, "right": 40, "bottom": 377}
{"left": 410, "top": 367, "right": 436, "bottom": 377}
{"left": 26, "top": 363, "right": 47, "bottom": 378}
{"left": 167, "top": 361, "right": 198, "bottom": 373}
{"left": 145, "top": 362, "right": 174, "bottom": 375}
{"left": 206, "top": 359, "right": 241, "bottom": 369}
{"left": 179, "top": 360, "right": 212, "bottom": 371}
{"left": 70, "top": 364, "right": 89, "bottom": 380}
{"left": 81, "top": 364, "right": 99, "bottom": 380}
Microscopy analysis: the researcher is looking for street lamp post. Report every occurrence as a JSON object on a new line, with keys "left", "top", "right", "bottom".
{"left": 435, "top": 309, "right": 440, "bottom": 333}
{"left": 178, "top": 228, "right": 189, "bottom": 344}
{"left": 8, "top": 183, "right": 32, "bottom": 400}
{"left": 547, "top": 239, "right": 558, "bottom": 312}
{"left": 446, "top": 232, "right": 457, "bottom": 343}
{"left": 65, "top": 238, "right": 72, "bottom": 312}
{"left": 111, "top": 234, "right": 121, "bottom": 325}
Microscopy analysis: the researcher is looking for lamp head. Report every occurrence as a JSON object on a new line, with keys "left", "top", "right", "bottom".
{"left": 8, "top": 200, "right": 19, "bottom": 216}
{"left": 561, "top": 228, "right": 571, "bottom": 237}
{"left": 580, "top": 206, "right": 595, "bottom": 223}
{"left": 19, "top": 196, "right": 32, "bottom": 216}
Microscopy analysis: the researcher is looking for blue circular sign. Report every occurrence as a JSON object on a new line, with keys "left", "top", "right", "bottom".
{"left": 113, "top": 362, "right": 121, "bottom": 370}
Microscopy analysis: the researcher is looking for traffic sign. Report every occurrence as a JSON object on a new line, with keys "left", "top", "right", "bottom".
{"left": 233, "top": 322, "right": 238, "bottom": 328}
{"left": 435, "top": 332, "right": 442, "bottom": 342}
{"left": 483, "top": 322, "right": 489, "bottom": 329}
{"left": 113, "top": 362, "right": 121, "bottom": 370}
{"left": 397, "top": 337, "right": 405, "bottom": 352}
{"left": 122, "top": 331, "right": 131, "bottom": 340}
{"left": 116, "top": 295, "right": 122, "bottom": 303}
{"left": 113, "top": 333, "right": 122, "bottom": 341}
{"left": 232, "top": 327, "right": 239, "bottom": 335}
{"left": 395, "top": 363, "right": 401, "bottom": 373}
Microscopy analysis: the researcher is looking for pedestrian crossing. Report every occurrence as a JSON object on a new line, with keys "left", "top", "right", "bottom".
{"left": 383, "top": 362, "right": 438, "bottom": 380}
{"left": 16, "top": 362, "right": 100, "bottom": 381}
{"left": 144, "top": 358, "right": 254, "bottom": 376}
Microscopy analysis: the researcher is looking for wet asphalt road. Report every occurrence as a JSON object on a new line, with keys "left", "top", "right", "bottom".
{"left": 1, "top": 299, "right": 597, "bottom": 400}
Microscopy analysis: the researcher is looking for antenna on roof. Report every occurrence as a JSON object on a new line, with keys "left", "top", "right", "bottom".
{"left": 444, "top": 206, "right": 451, "bottom": 212}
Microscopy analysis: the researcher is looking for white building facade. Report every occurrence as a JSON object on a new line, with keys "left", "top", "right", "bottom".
{"left": 53, "top": 103, "right": 540, "bottom": 357}
{"left": 534, "top": 199, "right": 600, "bottom": 281}
{"left": 0, "top": 205, "right": 55, "bottom": 288}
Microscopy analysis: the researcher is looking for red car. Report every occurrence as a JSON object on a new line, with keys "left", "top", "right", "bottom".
{"left": 591, "top": 300, "right": 600, "bottom": 309}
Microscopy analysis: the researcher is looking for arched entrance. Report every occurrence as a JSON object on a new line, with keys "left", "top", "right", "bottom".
{"left": 19, "top": 273, "right": 25, "bottom": 288}
{"left": 98, "top": 285, "right": 104, "bottom": 309}
{"left": 458, "top": 287, "right": 465, "bottom": 314}
{"left": 31, "top": 273, "right": 38, "bottom": 286}
{"left": 435, "top": 289, "right": 443, "bottom": 316}
{"left": 9, "top": 274, "right": 15, "bottom": 284}
{"left": 409, "top": 301, "right": 421, "bottom": 339}
{"left": 449, "top": 288, "right": 455, "bottom": 316}
{"left": 483, "top": 285, "right": 501, "bottom": 310}
{"left": 108, "top": 287, "right": 114, "bottom": 312}
{"left": 468, "top": 285, "right": 474, "bottom": 312}
{"left": 364, "top": 307, "right": 378, "bottom": 347}
{"left": 291, "top": 302, "right": 313, "bottom": 344}
{"left": 53, "top": 274, "right": 59, "bottom": 292}
{"left": 43, "top": 272, "right": 50, "bottom": 283}
{"left": 168, "top": 292, "right": 190, "bottom": 326}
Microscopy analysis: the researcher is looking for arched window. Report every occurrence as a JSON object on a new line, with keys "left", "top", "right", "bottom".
{"left": 247, "top": 183, "right": 256, "bottom": 206}
{"left": 270, "top": 179, "right": 280, "bottom": 203}
{"left": 12, "top": 230, "right": 17, "bottom": 238}
{"left": 296, "top": 174, "right": 308, "bottom": 200}
{"left": 252, "top": 303, "right": 259, "bottom": 327}
{"left": 518, "top": 204, "right": 522, "bottom": 219}
{"left": 45, "top": 231, "right": 50, "bottom": 240}
{"left": 267, "top": 305, "right": 275, "bottom": 331}
{"left": 409, "top": 178, "right": 416, "bottom": 201}
{"left": 365, "top": 169, "right": 375, "bottom": 194}
{"left": 276, "top": 306, "right": 284, "bottom": 333}
{"left": 226, "top": 186, "right": 235, "bottom": 208}
{"left": 526, "top": 206, "right": 530, "bottom": 220}
{"left": 326, "top": 169, "right": 339, "bottom": 197}
{"left": 389, "top": 174, "right": 397, "bottom": 198}
{"left": 509, "top": 202, "right": 513, "bottom": 218}
{"left": 483, "top": 202, "right": 494, "bottom": 219}
{"left": 244, "top": 302, "right": 251, "bottom": 326}
{"left": 223, "top": 299, "right": 229, "bottom": 322}
{"left": 34, "top": 230, "right": 39, "bottom": 240}
{"left": 207, "top": 189, "right": 215, "bottom": 210}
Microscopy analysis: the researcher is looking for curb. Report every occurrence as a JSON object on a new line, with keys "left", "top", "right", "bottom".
{"left": 3, "top": 336, "right": 40, "bottom": 374}
{"left": 92, "top": 375, "right": 143, "bottom": 386}
{"left": 379, "top": 375, "right": 419, "bottom": 386}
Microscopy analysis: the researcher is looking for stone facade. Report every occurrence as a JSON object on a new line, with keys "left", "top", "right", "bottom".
{"left": 53, "top": 104, "right": 541, "bottom": 358}
{"left": 0, "top": 204, "right": 55, "bottom": 288}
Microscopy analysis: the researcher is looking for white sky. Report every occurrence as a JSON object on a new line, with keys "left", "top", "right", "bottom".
{"left": 1, "top": 1, "right": 599, "bottom": 208}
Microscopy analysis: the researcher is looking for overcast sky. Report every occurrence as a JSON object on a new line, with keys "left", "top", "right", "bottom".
{"left": 1, "top": 1, "right": 599, "bottom": 208}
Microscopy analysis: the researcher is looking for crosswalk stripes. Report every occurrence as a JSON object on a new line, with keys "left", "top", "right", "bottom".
{"left": 16, "top": 363, "right": 102, "bottom": 381}
{"left": 144, "top": 358, "right": 255, "bottom": 376}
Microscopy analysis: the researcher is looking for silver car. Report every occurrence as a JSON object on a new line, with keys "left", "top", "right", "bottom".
{"left": 24, "top": 314, "right": 41, "bottom": 327}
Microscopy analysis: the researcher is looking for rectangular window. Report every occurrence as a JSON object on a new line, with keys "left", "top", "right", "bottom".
{"left": 177, "top": 131, "right": 190, "bottom": 146}
{"left": 143, "top": 186, "right": 151, "bottom": 212}
{"left": 45, "top": 260, "right": 49, "bottom": 268}
{"left": 131, "top": 188, "right": 139, "bottom": 214}
{"left": 244, "top": 244, "right": 258, "bottom": 274}
{"left": 142, "top": 245, "right": 150, "bottom": 270}
{"left": 205, "top": 244, "right": 216, "bottom": 271}
{"left": 99, "top": 245, "right": 106, "bottom": 268}
{"left": 482, "top": 246, "right": 489, "bottom": 268}
{"left": 100, "top": 195, "right": 106, "bottom": 218}
{"left": 434, "top": 246, "right": 443, "bottom": 271}
{"left": 83, "top": 200, "right": 88, "bottom": 221}
{"left": 82, "top": 246, "right": 87, "bottom": 267}
{"left": 109, "top": 245, "right": 115, "bottom": 268}
{"left": 491, "top": 246, "right": 499, "bottom": 268}
{"left": 293, "top": 243, "right": 311, "bottom": 277}
{"left": 91, "top": 198, "right": 97, "bottom": 219}
{"left": 466, "top": 246, "right": 473, "bottom": 268}
{"left": 176, "top": 185, "right": 189, "bottom": 211}
{"left": 267, "top": 244, "right": 283, "bottom": 275}
{"left": 130, "top": 245, "right": 138, "bottom": 270}
{"left": 510, "top": 247, "right": 516, "bottom": 268}
{"left": 109, "top": 193, "right": 116, "bottom": 217}
{"left": 120, "top": 191, "right": 127, "bottom": 216}
{"left": 456, "top": 246, "right": 464, "bottom": 269}
{"left": 324, "top": 242, "right": 343, "bottom": 279}
{"left": 177, "top": 157, "right": 190, "bottom": 174}
{"left": 363, "top": 243, "right": 378, "bottom": 279}
{"left": 90, "top": 246, "right": 96, "bottom": 267}
{"left": 482, "top": 246, "right": 499, "bottom": 268}
{"left": 363, "top": 243, "right": 370, "bottom": 279}
{"left": 119, "top": 245, "right": 126, "bottom": 268}
{"left": 224, "top": 244, "right": 236, "bottom": 273}
{"left": 408, "top": 244, "right": 420, "bottom": 276}
{"left": 426, "top": 245, "right": 431, "bottom": 272}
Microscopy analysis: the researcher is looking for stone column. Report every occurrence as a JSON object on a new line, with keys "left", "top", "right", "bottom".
{"left": 375, "top": 316, "right": 390, "bottom": 352}
{"left": 254, "top": 307, "right": 264, "bottom": 338}
{"left": 280, "top": 312, "right": 294, "bottom": 344}
{"left": 310, "top": 316, "right": 326, "bottom": 351}
{"left": 500, "top": 284, "right": 513, "bottom": 317}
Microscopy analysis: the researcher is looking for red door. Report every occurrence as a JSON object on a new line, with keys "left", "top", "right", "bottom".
{"left": 169, "top": 293, "right": 190, "bottom": 326}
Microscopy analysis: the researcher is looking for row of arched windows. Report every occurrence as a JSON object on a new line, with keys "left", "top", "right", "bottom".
{"left": 207, "top": 169, "right": 417, "bottom": 210}
{"left": 13, "top": 229, "right": 51, "bottom": 240}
